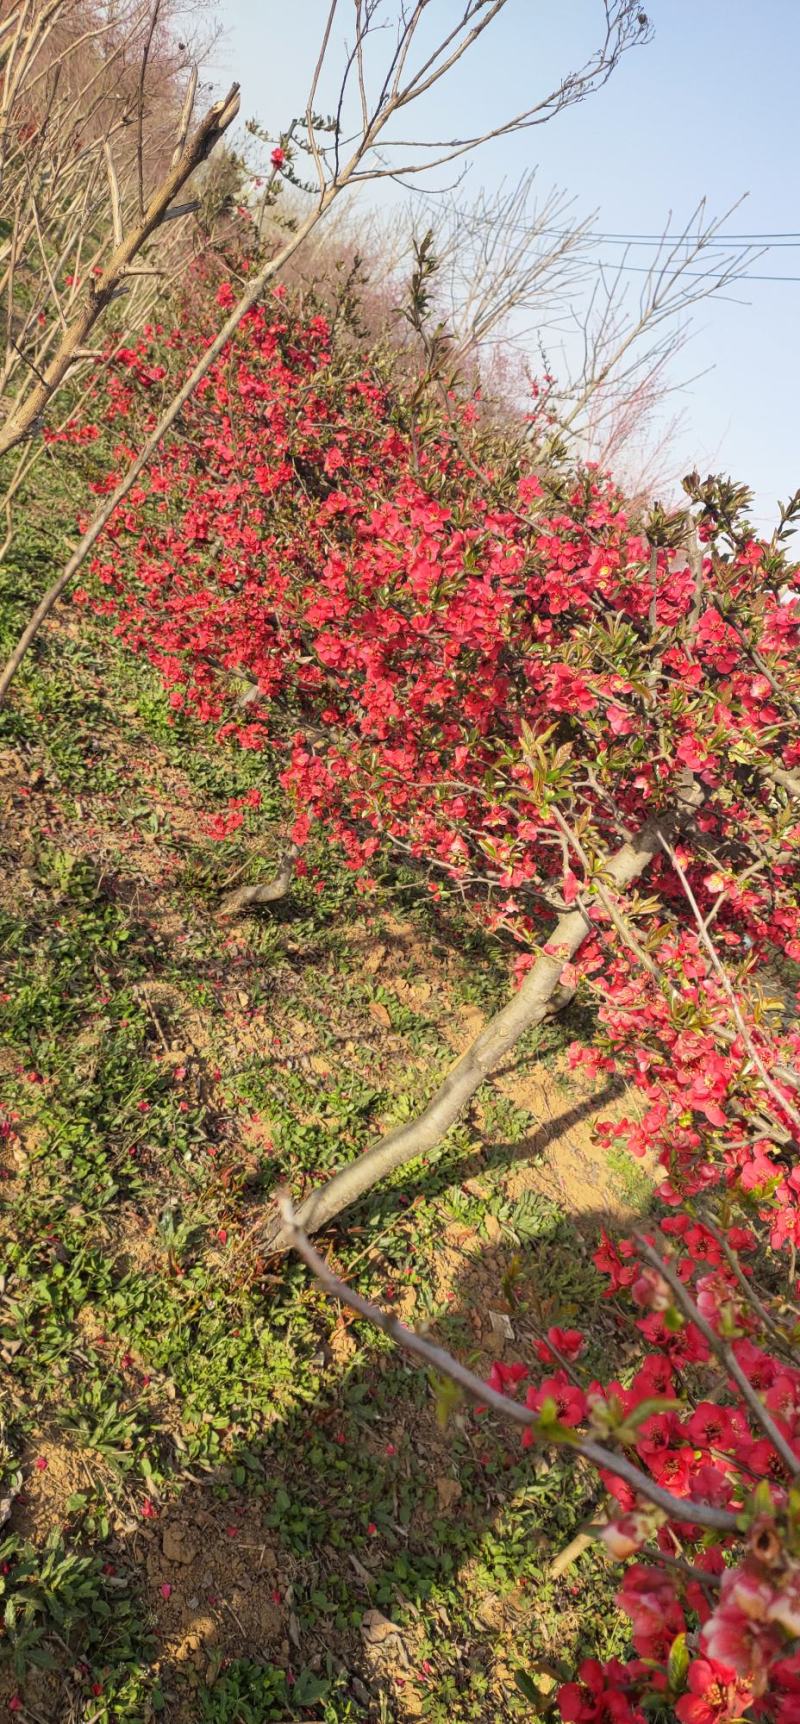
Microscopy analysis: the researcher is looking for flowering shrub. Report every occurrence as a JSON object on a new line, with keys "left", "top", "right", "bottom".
{"left": 490, "top": 1215, "right": 800, "bottom": 1721}
{"left": 80, "top": 281, "right": 800, "bottom": 1715}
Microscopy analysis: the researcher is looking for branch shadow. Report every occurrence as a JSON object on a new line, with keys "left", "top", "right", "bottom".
{"left": 10, "top": 1189, "right": 644, "bottom": 1722}
{"left": 6, "top": 857, "right": 645, "bottom": 1719}
{"left": 152, "top": 1200, "right": 637, "bottom": 1718}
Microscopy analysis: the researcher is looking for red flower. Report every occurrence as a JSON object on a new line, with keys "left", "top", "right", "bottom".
{"left": 702, "top": 1563, "right": 786, "bottom": 1695}
{"left": 618, "top": 1566, "right": 685, "bottom": 1662}
{"left": 675, "top": 1658, "right": 752, "bottom": 1724}
{"left": 526, "top": 1372, "right": 586, "bottom": 1428}
{"left": 559, "top": 1658, "right": 646, "bottom": 1723}
{"left": 534, "top": 1326, "right": 585, "bottom": 1364}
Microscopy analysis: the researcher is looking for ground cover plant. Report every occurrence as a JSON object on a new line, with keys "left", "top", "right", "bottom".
{"left": 3, "top": 3, "right": 800, "bottom": 1721}
{"left": 0, "top": 526, "right": 648, "bottom": 1718}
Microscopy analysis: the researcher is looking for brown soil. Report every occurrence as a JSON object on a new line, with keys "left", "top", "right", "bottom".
{"left": 1, "top": 641, "right": 652, "bottom": 1723}
{"left": 10, "top": 1436, "right": 90, "bottom": 1542}
{"left": 134, "top": 1489, "right": 286, "bottom": 1713}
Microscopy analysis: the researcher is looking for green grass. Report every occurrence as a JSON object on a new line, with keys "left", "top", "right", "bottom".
{"left": 0, "top": 514, "right": 639, "bottom": 1721}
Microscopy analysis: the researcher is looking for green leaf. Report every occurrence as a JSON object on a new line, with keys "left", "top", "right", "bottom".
{"left": 292, "top": 1667, "right": 330, "bottom": 1706}
{"left": 751, "top": 1478, "right": 775, "bottom": 1517}
{"left": 515, "top": 1669, "right": 543, "bottom": 1702}
{"left": 619, "top": 1396, "right": 682, "bottom": 1437}
{"left": 531, "top": 1401, "right": 579, "bottom": 1445}
{"left": 667, "top": 1631, "right": 689, "bottom": 1692}
{"left": 513, "top": 1668, "right": 556, "bottom": 1714}
{"left": 433, "top": 1373, "right": 463, "bottom": 1429}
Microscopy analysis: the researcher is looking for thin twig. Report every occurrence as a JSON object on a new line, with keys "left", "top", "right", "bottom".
{"left": 660, "top": 835, "right": 800, "bottom": 1136}
{"left": 699, "top": 1212, "right": 797, "bottom": 1355}
{"left": 636, "top": 1233, "right": 800, "bottom": 1479}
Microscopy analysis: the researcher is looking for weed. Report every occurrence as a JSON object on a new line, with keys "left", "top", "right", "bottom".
{"left": 0, "top": 534, "right": 631, "bottom": 1718}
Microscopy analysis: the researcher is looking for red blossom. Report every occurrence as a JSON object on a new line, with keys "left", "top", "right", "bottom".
{"left": 75, "top": 280, "right": 800, "bottom": 1717}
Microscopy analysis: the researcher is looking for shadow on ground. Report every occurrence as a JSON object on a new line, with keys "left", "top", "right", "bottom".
{"left": 5, "top": 1156, "right": 641, "bottom": 1722}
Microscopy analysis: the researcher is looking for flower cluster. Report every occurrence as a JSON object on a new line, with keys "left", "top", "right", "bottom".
{"left": 486, "top": 1213, "right": 800, "bottom": 1720}
{"left": 75, "top": 278, "right": 800, "bottom": 1715}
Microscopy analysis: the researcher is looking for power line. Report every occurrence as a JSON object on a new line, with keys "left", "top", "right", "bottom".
{"left": 594, "top": 260, "right": 800, "bottom": 282}
{"left": 577, "top": 236, "right": 800, "bottom": 250}
{"left": 529, "top": 228, "right": 800, "bottom": 245}
{"left": 499, "top": 227, "right": 800, "bottom": 254}
{"left": 493, "top": 226, "right": 800, "bottom": 278}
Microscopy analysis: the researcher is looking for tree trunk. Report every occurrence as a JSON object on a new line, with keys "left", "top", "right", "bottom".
{"left": 266, "top": 782, "right": 702, "bottom": 1250}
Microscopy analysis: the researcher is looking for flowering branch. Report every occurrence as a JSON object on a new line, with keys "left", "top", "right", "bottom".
{"left": 280, "top": 1194, "right": 741, "bottom": 1533}
{"left": 635, "top": 1233, "right": 800, "bottom": 1480}
{"left": 0, "top": 0, "right": 650, "bottom": 699}
{"left": 658, "top": 833, "right": 800, "bottom": 1137}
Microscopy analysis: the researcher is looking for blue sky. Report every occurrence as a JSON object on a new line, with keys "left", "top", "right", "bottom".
{"left": 215, "top": 2, "right": 799, "bottom": 526}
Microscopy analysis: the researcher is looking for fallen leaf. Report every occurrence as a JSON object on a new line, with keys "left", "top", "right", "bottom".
{"left": 488, "top": 1310, "right": 515, "bottom": 1341}
{"left": 435, "top": 1476, "right": 463, "bottom": 1512}
{"left": 360, "top": 1608, "right": 401, "bottom": 1646}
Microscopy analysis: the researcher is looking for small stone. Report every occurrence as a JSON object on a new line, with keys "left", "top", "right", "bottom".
{"left": 161, "top": 1523, "right": 200, "bottom": 1565}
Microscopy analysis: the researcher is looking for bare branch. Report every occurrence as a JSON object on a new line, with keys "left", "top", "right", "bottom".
{"left": 170, "top": 62, "right": 197, "bottom": 167}
{"left": 260, "top": 785, "right": 702, "bottom": 1246}
{"left": 103, "top": 140, "right": 124, "bottom": 246}
{"left": 136, "top": 0, "right": 161, "bottom": 219}
{"left": 218, "top": 846, "right": 298, "bottom": 917}
{"left": 0, "top": 79, "right": 241, "bottom": 461}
